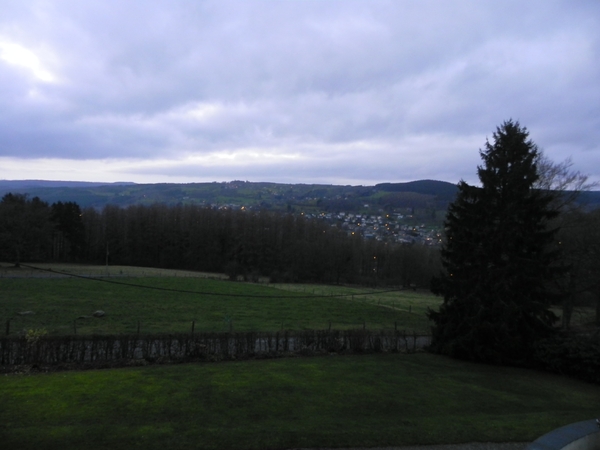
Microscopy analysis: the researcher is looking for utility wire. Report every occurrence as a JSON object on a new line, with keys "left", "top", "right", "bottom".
{"left": 19, "top": 264, "right": 410, "bottom": 299}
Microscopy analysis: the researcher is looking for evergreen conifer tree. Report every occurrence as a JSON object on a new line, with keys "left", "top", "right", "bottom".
{"left": 428, "top": 120, "right": 563, "bottom": 364}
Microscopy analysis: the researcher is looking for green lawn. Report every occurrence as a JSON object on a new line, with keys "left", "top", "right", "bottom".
{"left": 1, "top": 353, "right": 598, "bottom": 450}
{"left": 0, "top": 266, "right": 438, "bottom": 335}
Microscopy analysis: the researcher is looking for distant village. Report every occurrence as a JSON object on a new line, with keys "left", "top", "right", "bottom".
{"left": 200, "top": 182, "right": 444, "bottom": 245}
{"left": 306, "top": 211, "right": 442, "bottom": 246}
{"left": 212, "top": 199, "right": 443, "bottom": 246}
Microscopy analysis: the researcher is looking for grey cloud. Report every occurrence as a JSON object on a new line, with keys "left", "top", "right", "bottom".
{"left": 0, "top": 0, "right": 599, "bottom": 184}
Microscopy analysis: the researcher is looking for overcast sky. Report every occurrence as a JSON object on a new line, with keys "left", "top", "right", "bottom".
{"left": 1, "top": 1, "right": 598, "bottom": 186}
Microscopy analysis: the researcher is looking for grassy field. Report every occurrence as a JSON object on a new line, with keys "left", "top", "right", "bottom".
{"left": 0, "top": 263, "right": 438, "bottom": 335}
{"left": 0, "top": 262, "right": 230, "bottom": 279}
{"left": 273, "top": 282, "right": 442, "bottom": 317}
{"left": 1, "top": 352, "right": 598, "bottom": 450}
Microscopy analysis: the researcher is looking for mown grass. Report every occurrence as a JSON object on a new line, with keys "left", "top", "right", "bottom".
{"left": 273, "top": 282, "right": 441, "bottom": 316}
{"left": 1, "top": 353, "right": 598, "bottom": 450}
{"left": 0, "top": 264, "right": 439, "bottom": 335}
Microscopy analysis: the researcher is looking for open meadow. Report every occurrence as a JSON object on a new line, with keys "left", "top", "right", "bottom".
{"left": 0, "top": 263, "right": 436, "bottom": 335}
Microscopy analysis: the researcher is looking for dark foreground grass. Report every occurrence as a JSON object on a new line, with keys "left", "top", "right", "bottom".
{"left": 0, "top": 275, "right": 436, "bottom": 335}
{"left": 1, "top": 353, "right": 598, "bottom": 450}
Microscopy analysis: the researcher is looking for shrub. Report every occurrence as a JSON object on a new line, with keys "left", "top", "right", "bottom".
{"left": 533, "top": 333, "right": 600, "bottom": 383}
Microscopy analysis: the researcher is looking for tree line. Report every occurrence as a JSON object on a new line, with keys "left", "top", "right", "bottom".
{"left": 0, "top": 194, "right": 440, "bottom": 287}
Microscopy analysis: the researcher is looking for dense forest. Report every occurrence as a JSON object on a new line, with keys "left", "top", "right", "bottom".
{"left": 0, "top": 193, "right": 440, "bottom": 287}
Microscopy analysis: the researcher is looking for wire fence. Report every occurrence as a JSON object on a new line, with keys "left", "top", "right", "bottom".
{"left": 3, "top": 313, "right": 430, "bottom": 337}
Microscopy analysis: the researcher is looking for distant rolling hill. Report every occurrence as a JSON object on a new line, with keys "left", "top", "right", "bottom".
{"left": 0, "top": 180, "right": 134, "bottom": 189}
{"left": 0, "top": 179, "right": 456, "bottom": 210}
{"left": 375, "top": 180, "right": 458, "bottom": 203}
{"left": 0, "top": 179, "right": 598, "bottom": 212}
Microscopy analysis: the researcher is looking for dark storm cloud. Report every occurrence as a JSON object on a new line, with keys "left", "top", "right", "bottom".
{"left": 0, "top": 0, "right": 599, "bottom": 184}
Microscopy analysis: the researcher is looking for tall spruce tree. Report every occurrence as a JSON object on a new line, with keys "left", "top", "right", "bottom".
{"left": 428, "top": 120, "right": 564, "bottom": 364}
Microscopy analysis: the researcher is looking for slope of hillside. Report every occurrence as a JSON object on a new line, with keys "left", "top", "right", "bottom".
{"left": 0, "top": 179, "right": 456, "bottom": 211}
{"left": 1, "top": 179, "right": 598, "bottom": 214}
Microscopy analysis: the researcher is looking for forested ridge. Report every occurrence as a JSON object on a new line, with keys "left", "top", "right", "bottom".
{"left": 0, "top": 179, "right": 457, "bottom": 212}
{"left": 3, "top": 178, "right": 599, "bottom": 211}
